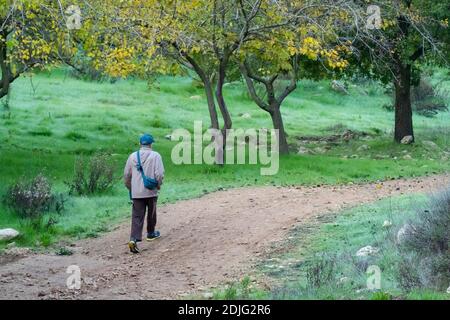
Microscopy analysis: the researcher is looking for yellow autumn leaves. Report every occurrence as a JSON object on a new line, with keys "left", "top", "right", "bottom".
{"left": 297, "top": 37, "right": 350, "bottom": 71}
{"left": 97, "top": 48, "right": 137, "bottom": 78}
{"left": 2, "top": 0, "right": 69, "bottom": 72}
{"left": 299, "top": 37, "right": 322, "bottom": 60}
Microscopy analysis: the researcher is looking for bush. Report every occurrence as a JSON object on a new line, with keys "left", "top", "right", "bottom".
{"left": 396, "top": 187, "right": 450, "bottom": 291}
{"left": 411, "top": 78, "right": 448, "bottom": 117}
{"left": 305, "top": 254, "right": 337, "bottom": 289}
{"left": 3, "top": 174, "right": 66, "bottom": 218}
{"left": 66, "top": 153, "right": 115, "bottom": 196}
{"left": 383, "top": 77, "right": 448, "bottom": 117}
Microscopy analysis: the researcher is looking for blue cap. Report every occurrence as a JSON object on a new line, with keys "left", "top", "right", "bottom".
{"left": 140, "top": 134, "right": 155, "bottom": 145}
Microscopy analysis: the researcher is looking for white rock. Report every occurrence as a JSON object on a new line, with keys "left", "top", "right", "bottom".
{"left": 298, "top": 146, "right": 314, "bottom": 155}
{"left": 339, "top": 277, "right": 350, "bottom": 284}
{"left": 203, "top": 292, "right": 214, "bottom": 299}
{"left": 358, "top": 144, "right": 370, "bottom": 152}
{"left": 240, "top": 113, "right": 252, "bottom": 119}
{"left": 401, "top": 136, "right": 414, "bottom": 145}
{"left": 356, "top": 246, "right": 379, "bottom": 257}
{"left": 422, "top": 140, "right": 440, "bottom": 151}
{"left": 0, "top": 228, "right": 20, "bottom": 241}
{"left": 331, "top": 80, "right": 349, "bottom": 94}
{"left": 314, "top": 147, "right": 328, "bottom": 154}
{"left": 403, "top": 155, "right": 413, "bottom": 160}
{"left": 383, "top": 220, "right": 393, "bottom": 228}
{"left": 190, "top": 95, "right": 201, "bottom": 100}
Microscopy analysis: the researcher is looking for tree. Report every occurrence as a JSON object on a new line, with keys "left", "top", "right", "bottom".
{"left": 342, "top": 0, "right": 449, "bottom": 143}
{"left": 0, "top": 0, "right": 76, "bottom": 99}
{"left": 240, "top": 61, "right": 296, "bottom": 155}
{"left": 238, "top": 2, "right": 352, "bottom": 154}
{"left": 161, "top": 0, "right": 276, "bottom": 134}
{"left": 82, "top": 0, "right": 297, "bottom": 162}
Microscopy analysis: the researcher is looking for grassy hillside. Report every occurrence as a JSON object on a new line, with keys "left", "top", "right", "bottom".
{"left": 0, "top": 68, "right": 449, "bottom": 249}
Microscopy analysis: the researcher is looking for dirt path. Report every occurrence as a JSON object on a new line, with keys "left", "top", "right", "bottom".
{"left": 1, "top": 174, "right": 449, "bottom": 300}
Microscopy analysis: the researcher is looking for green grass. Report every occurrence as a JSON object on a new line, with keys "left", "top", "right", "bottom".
{"left": 0, "top": 68, "right": 449, "bottom": 250}
{"left": 212, "top": 193, "right": 450, "bottom": 300}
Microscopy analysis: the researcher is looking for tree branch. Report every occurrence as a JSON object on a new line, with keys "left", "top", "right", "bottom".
{"left": 239, "top": 63, "right": 270, "bottom": 111}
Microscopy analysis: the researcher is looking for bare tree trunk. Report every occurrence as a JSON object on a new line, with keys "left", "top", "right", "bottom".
{"left": 174, "top": 47, "right": 223, "bottom": 163}
{"left": 203, "top": 77, "right": 220, "bottom": 130}
{"left": 216, "top": 61, "right": 232, "bottom": 131}
{"left": 0, "top": 39, "right": 11, "bottom": 99}
{"left": 182, "top": 53, "right": 220, "bottom": 130}
{"left": 270, "top": 105, "right": 289, "bottom": 155}
{"left": 394, "top": 63, "right": 414, "bottom": 143}
{"left": 215, "top": 59, "right": 233, "bottom": 164}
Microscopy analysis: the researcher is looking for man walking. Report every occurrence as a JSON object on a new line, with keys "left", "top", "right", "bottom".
{"left": 124, "top": 134, "right": 165, "bottom": 254}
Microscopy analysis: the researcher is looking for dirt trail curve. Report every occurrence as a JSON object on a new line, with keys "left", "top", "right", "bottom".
{"left": 1, "top": 174, "right": 449, "bottom": 300}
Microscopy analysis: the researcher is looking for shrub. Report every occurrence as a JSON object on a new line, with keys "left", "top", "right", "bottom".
{"left": 3, "top": 174, "right": 66, "bottom": 218}
{"left": 223, "top": 284, "right": 238, "bottom": 300}
{"left": 55, "top": 247, "right": 74, "bottom": 256}
{"left": 396, "top": 253, "right": 423, "bottom": 291}
{"left": 66, "top": 153, "right": 115, "bottom": 196}
{"left": 305, "top": 254, "right": 337, "bottom": 289}
{"left": 383, "top": 77, "right": 448, "bottom": 117}
{"left": 396, "top": 187, "right": 450, "bottom": 291}
{"left": 411, "top": 78, "right": 448, "bottom": 117}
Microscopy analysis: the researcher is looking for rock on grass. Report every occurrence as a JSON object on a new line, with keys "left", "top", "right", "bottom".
{"left": 0, "top": 229, "right": 20, "bottom": 241}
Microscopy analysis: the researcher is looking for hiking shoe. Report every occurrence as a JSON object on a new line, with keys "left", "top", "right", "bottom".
{"left": 146, "top": 231, "right": 161, "bottom": 241}
{"left": 128, "top": 240, "right": 140, "bottom": 254}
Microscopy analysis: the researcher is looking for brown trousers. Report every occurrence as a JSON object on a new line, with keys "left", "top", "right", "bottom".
{"left": 130, "top": 197, "right": 157, "bottom": 242}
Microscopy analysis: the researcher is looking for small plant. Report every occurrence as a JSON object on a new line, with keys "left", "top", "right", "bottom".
{"left": 223, "top": 284, "right": 238, "bottom": 300}
{"left": 371, "top": 291, "right": 392, "bottom": 300}
{"left": 3, "top": 174, "right": 66, "bottom": 219}
{"left": 305, "top": 255, "right": 337, "bottom": 289}
{"left": 64, "top": 131, "right": 87, "bottom": 141}
{"left": 28, "top": 128, "right": 53, "bottom": 137}
{"left": 66, "top": 153, "right": 115, "bottom": 196}
{"left": 382, "top": 103, "right": 394, "bottom": 112}
{"left": 240, "top": 276, "right": 252, "bottom": 299}
{"left": 55, "top": 247, "right": 73, "bottom": 256}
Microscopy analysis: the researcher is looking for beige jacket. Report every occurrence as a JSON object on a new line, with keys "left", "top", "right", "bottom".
{"left": 124, "top": 146, "right": 165, "bottom": 199}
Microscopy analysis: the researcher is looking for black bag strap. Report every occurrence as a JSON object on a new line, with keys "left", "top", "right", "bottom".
{"left": 136, "top": 151, "right": 143, "bottom": 172}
